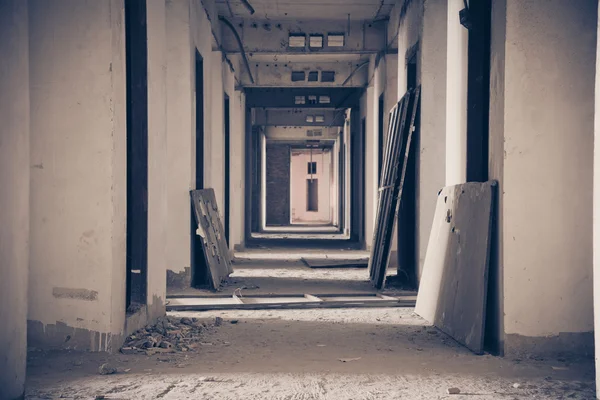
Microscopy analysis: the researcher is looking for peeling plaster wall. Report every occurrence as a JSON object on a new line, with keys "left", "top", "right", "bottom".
{"left": 28, "top": 0, "right": 127, "bottom": 351}
{"left": 498, "top": 0, "right": 596, "bottom": 356}
{"left": 0, "top": 0, "right": 29, "bottom": 397}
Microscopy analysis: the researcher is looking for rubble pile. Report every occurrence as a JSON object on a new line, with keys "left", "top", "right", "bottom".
{"left": 120, "top": 316, "right": 213, "bottom": 355}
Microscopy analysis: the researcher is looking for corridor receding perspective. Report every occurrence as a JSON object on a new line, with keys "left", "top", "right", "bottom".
{"left": 2, "top": 0, "right": 600, "bottom": 398}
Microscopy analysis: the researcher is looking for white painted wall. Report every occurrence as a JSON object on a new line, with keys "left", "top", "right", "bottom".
{"left": 418, "top": 0, "right": 447, "bottom": 280}
{"left": 498, "top": 0, "right": 596, "bottom": 349}
{"left": 0, "top": 0, "right": 29, "bottom": 396}
{"left": 28, "top": 0, "right": 127, "bottom": 351}
{"left": 290, "top": 150, "right": 333, "bottom": 224}
{"left": 445, "top": 0, "right": 468, "bottom": 186}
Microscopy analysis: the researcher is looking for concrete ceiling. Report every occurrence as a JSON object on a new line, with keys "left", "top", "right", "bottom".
{"left": 216, "top": 0, "right": 396, "bottom": 21}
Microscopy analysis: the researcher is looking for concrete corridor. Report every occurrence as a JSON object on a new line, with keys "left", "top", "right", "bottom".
{"left": 26, "top": 306, "right": 594, "bottom": 399}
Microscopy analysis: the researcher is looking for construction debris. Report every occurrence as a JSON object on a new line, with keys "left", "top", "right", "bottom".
{"left": 447, "top": 387, "right": 461, "bottom": 395}
{"left": 98, "top": 363, "right": 117, "bottom": 375}
{"left": 120, "top": 316, "right": 216, "bottom": 355}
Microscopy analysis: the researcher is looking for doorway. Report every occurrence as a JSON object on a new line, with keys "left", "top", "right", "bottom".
{"left": 397, "top": 51, "right": 419, "bottom": 289}
{"left": 125, "top": 0, "right": 148, "bottom": 311}
{"left": 224, "top": 94, "right": 231, "bottom": 245}
{"left": 191, "top": 49, "right": 206, "bottom": 287}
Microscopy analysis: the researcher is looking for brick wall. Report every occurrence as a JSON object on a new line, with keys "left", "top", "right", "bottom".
{"left": 266, "top": 144, "right": 291, "bottom": 225}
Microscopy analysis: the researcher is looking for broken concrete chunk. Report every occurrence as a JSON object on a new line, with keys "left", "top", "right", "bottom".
{"left": 98, "top": 363, "right": 117, "bottom": 375}
{"left": 215, "top": 317, "right": 223, "bottom": 326}
{"left": 447, "top": 388, "right": 461, "bottom": 395}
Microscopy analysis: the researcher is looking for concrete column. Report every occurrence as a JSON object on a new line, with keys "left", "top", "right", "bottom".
{"left": 364, "top": 84, "right": 378, "bottom": 248}
{"left": 229, "top": 89, "right": 246, "bottom": 250}
{"left": 146, "top": 0, "right": 167, "bottom": 318}
{"left": 593, "top": 1, "right": 600, "bottom": 397}
{"left": 493, "top": 0, "right": 596, "bottom": 357}
{"left": 28, "top": 0, "right": 127, "bottom": 351}
{"left": 445, "top": 0, "right": 468, "bottom": 185}
{"left": 0, "top": 1, "right": 29, "bottom": 397}
{"left": 209, "top": 52, "right": 225, "bottom": 214}
{"left": 418, "top": 0, "right": 447, "bottom": 280}
{"left": 166, "top": 0, "right": 193, "bottom": 280}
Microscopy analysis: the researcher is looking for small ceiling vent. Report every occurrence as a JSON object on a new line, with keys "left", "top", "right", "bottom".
{"left": 307, "top": 129, "right": 323, "bottom": 137}
{"left": 292, "top": 71, "right": 306, "bottom": 82}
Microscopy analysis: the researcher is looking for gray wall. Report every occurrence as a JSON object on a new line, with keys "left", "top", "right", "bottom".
{"left": 0, "top": 0, "right": 29, "bottom": 397}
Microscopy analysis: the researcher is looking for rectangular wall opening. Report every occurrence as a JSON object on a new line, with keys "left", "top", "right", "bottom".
{"left": 224, "top": 94, "right": 231, "bottom": 245}
{"left": 125, "top": 0, "right": 148, "bottom": 311}
{"left": 397, "top": 53, "right": 419, "bottom": 289}
{"left": 307, "top": 179, "right": 319, "bottom": 211}
{"left": 191, "top": 49, "right": 207, "bottom": 287}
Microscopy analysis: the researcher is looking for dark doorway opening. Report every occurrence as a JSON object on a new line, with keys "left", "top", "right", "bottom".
{"left": 307, "top": 179, "right": 319, "bottom": 211}
{"left": 378, "top": 93, "right": 385, "bottom": 183}
{"left": 125, "top": 0, "right": 148, "bottom": 311}
{"left": 191, "top": 50, "right": 207, "bottom": 287}
{"left": 397, "top": 53, "right": 419, "bottom": 289}
{"left": 466, "top": 0, "right": 491, "bottom": 182}
{"left": 224, "top": 94, "right": 231, "bottom": 244}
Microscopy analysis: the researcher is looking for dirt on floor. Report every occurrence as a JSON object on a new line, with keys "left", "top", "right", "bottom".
{"left": 26, "top": 308, "right": 595, "bottom": 399}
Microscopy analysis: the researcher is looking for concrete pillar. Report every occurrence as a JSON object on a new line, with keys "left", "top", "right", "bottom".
{"left": 28, "top": 0, "right": 127, "bottom": 351}
{"left": 593, "top": 1, "right": 600, "bottom": 397}
{"left": 229, "top": 89, "right": 246, "bottom": 250}
{"left": 445, "top": 0, "right": 468, "bottom": 185}
{"left": 364, "top": 83, "right": 378, "bottom": 248}
{"left": 0, "top": 1, "right": 29, "bottom": 397}
{"left": 146, "top": 0, "right": 168, "bottom": 318}
{"left": 491, "top": 0, "right": 596, "bottom": 357}
{"left": 166, "top": 0, "right": 193, "bottom": 281}
{"left": 417, "top": 0, "right": 447, "bottom": 280}
{"left": 208, "top": 51, "right": 225, "bottom": 214}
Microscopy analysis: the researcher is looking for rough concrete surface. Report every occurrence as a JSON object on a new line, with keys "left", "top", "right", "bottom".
{"left": 26, "top": 308, "right": 594, "bottom": 399}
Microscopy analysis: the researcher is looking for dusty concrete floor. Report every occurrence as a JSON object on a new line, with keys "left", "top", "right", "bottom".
{"left": 26, "top": 308, "right": 595, "bottom": 399}
{"left": 168, "top": 259, "right": 411, "bottom": 297}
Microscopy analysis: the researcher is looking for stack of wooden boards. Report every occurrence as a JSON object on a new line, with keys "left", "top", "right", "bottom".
{"left": 368, "top": 86, "right": 421, "bottom": 289}
{"left": 190, "top": 189, "right": 233, "bottom": 290}
{"left": 415, "top": 181, "right": 496, "bottom": 354}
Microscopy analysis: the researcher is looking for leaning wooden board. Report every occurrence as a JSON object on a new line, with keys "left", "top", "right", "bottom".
{"left": 415, "top": 181, "right": 496, "bottom": 354}
{"left": 190, "top": 189, "right": 232, "bottom": 289}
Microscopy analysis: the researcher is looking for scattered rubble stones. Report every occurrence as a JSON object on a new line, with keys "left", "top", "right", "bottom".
{"left": 447, "top": 388, "right": 461, "bottom": 395}
{"left": 120, "top": 316, "right": 217, "bottom": 355}
{"left": 98, "top": 363, "right": 117, "bottom": 375}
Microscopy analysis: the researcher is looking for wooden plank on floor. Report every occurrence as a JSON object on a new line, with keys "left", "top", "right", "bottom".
{"left": 415, "top": 181, "right": 496, "bottom": 354}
